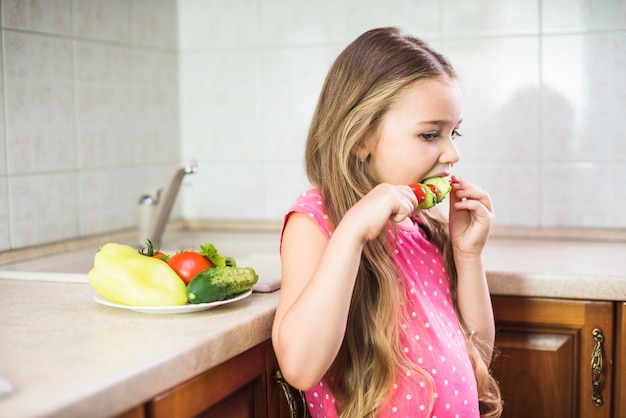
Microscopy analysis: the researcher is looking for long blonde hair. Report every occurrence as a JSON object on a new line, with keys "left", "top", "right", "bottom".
{"left": 304, "top": 27, "right": 502, "bottom": 417}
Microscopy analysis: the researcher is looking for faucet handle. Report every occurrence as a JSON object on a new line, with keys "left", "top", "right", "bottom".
{"left": 182, "top": 159, "right": 198, "bottom": 175}
{"left": 138, "top": 194, "right": 157, "bottom": 205}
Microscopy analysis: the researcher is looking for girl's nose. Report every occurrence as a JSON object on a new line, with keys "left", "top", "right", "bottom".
{"left": 440, "top": 137, "right": 460, "bottom": 165}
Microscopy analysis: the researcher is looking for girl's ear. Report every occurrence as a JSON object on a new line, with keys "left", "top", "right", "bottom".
{"left": 351, "top": 139, "right": 370, "bottom": 161}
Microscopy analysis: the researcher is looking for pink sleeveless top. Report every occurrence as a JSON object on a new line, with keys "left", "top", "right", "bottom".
{"left": 283, "top": 189, "right": 480, "bottom": 417}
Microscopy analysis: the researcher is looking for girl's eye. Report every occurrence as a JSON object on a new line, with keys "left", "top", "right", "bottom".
{"left": 452, "top": 129, "right": 462, "bottom": 140}
{"left": 420, "top": 132, "right": 438, "bottom": 141}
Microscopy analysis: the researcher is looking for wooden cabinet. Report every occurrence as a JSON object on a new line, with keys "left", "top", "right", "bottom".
{"left": 113, "top": 340, "right": 304, "bottom": 418}
{"left": 614, "top": 302, "right": 626, "bottom": 418}
{"left": 115, "top": 296, "right": 625, "bottom": 418}
{"left": 116, "top": 405, "right": 145, "bottom": 418}
{"left": 491, "top": 296, "right": 622, "bottom": 418}
{"left": 147, "top": 342, "right": 266, "bottom": 418}
{"left": 141, "top": 340, "right": 292, "bottom": 418}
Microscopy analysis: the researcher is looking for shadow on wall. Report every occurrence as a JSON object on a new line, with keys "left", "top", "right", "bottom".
{"left": 492, "top": 83, "right": 575, "bottom": 227}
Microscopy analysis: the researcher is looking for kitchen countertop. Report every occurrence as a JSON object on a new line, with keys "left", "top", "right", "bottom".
{"left": 0, "top": 280, "right": 280, "bottom": 418}
{"left": 484, "top": 238, "right": 626, "bottom": 301}
{"left": 1, "top": 236, "right": 626, "bottom": 417}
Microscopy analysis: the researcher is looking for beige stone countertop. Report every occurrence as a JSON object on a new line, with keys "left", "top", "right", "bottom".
{"left": 484, "top": 238, "right": 626, "bottom": 301}
{"left": 0, "top": 279, "right": 280, "bottom": 418}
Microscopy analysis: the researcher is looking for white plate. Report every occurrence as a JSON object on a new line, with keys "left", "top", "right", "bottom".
{"left": 93, "top": 290, "right": 252, "bottom": 314}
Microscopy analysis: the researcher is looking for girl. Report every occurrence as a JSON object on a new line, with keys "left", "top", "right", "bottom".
{"left": 272, "top": 27, "right": 502, "bottom": 418}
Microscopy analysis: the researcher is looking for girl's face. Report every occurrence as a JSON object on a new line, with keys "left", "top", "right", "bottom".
{"left": 366, "top": 77, "right": 462, "bottom": 185}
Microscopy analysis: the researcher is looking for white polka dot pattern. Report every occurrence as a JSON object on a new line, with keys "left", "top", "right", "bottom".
{"left": 285, "top": 190, "right": 480, "bottom": 417}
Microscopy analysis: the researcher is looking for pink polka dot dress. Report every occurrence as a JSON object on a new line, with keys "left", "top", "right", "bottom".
{"left": 283, "top": 189, "right": 480, "bottom": 418}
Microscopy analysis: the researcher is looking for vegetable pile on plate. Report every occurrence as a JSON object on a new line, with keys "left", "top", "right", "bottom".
{"left": 88, "top": 241, "right": 258, "bottom": 307}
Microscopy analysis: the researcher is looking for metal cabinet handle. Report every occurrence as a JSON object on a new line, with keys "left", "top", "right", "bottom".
{"left": 590, "top": 328, "right": 604, "bottom": 407}
{"left": 273, "top": 369, "right": 311, "bottom": 418}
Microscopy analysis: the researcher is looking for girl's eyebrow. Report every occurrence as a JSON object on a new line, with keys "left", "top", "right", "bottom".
{"left": 417, "top": 118, "right": 463, "bottom": 126}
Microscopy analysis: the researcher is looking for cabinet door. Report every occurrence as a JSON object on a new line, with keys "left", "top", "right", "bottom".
{"left": 196, "top": 380, "right": 265, "bottom": 418}
{"left": 115, "top": 405, "right": 145, "bottom": 418}
{"left": 491, "top": 296, "right": 614, "bottom": 418}
{"left": 147, "top": 342, "right": 268, "bottom": 418}
{"left": 615, "top": 302, "right": 626, "bottom": 418}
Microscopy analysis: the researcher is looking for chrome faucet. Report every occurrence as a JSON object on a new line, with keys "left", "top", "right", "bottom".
{"left": 138, "top": 159, "right": 197, "bottom": 247}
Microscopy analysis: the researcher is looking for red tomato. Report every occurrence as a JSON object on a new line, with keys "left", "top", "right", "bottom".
{"left": 426, "top": 183, "right": 440, "bottom": 201}
{"left": 167, "top": 251, "right": 213, "bottom": 285}
{"left": 409, "top": 183, "right": 427, "bottom": 204}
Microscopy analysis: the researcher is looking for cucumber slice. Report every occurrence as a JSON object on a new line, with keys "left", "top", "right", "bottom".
{"left": 422, "top": 177, "right": 451, "bottom": 203}
{"left": 417, "top": 185, "right": 437, "bottom": 209}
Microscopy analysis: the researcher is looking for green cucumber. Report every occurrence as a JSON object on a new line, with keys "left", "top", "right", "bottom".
{"left": 417, "top": 185, "right": 438, "bottom": 209}
{"left": 422, "top": 177, "right": 451, "bottom": 203}
{"left": 187, "top": 267, "right": 258, "bottom": 304}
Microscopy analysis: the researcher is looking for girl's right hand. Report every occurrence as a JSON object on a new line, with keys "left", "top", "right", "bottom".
{"left": 343, "top": 183, "right": 417, "bottom": 242}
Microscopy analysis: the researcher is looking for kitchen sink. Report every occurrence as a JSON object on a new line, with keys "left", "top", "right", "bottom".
{"left": 0, "top": 230, "right": 282, "bottom": 291}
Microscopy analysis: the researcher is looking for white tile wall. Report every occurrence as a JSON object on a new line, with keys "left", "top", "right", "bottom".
{"left": 543, "top": 0, "right": 626, "bottom": 32}
{"left": 177, "top": 0, "right": 261, "bottom": 50}
{"left": 74, "top": 0, "right": 130, "bottom": 43}
{"left": 80, "top": 167, "right": 137, "bottom": 235}
{"left": 442, "top": 0, "right": 539, "bottom": 35}
{"left": 0, "top": 178, "right": 9, "bottom": 251}
{"left": 345, "top": 0, "right": 440, "bottom": 41}
{"left": 542, "top": 33, "right": 626, "bottom": 162}
{"left": 131, "top": 0, "right": 177, "bottom": 48}
{"left": 1, "top": 0, "right": 625, "bottom": 251}
{"left": 446, "top": 37, "right": 541, "bottom": 162}
{"left": 132, "top": 50, "right": 179, "bottom": 165}
{"left": 4, "top": 31, "right": 75, "bottom": 174}
{"left": 260, "top": 46, "right": 338, "bottom": 161}
{"left": 259, "top": 0, "right": 345, "bottom": 46}
{"left": 76, "top": 41, "right": 134, "bottom": 168}
{"left": 3, "top": 0, "right": 72, "bottom": 35}
{"left": 0, "top": 0, "right": 180, "bottom": 250}
{"left": 178, "top": 0, "right": 626, "bottom": 229}
{"left": 0, "top": 27, "right": 6, "bottom": 178}
{"left": 180, "top": 50, "right": 262, "bottom": 162}
{"left": 9, "top": 173, "right": 79, "bottom": 247}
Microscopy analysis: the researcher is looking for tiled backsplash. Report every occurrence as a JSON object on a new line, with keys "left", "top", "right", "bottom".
{"left": 0, "top": 0, "right": 180, "bottom": 251}
{"left": 1, "top": 0, "right": 625, "bottom": 251}
{"left": 179, "top": 0, "right": 626, "bottom": 231}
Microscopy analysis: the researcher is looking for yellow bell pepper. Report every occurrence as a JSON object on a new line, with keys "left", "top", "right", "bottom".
{"left": 88, "top": 243, "right": 188, "bottom": 306}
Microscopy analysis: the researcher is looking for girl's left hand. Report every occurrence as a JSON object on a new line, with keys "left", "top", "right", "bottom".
{"left": 448, "top": 175, "right": 494, "bottom": 256}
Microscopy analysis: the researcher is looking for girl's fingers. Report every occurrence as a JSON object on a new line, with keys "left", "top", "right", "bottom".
{"left": 391, "top": 187, "right": 417, "bottom": 222}
{"left": 352, "top": 184, "right": 419, "bottom": 241}
{"left": 451, "top": 177, "right": 493, "bottom": 213}
{"left": 454, "top": 188, "right": 493, "bottom": 213}
{"left": 453, "top": 197, "right": 494, "bottom": 221}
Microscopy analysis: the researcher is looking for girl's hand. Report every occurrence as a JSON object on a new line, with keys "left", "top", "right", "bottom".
{"left": 448, "top": 175, "right": 494, "bottom": 256}
{"left": 345, "top": 183, "right": 417, "bottom": 242}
